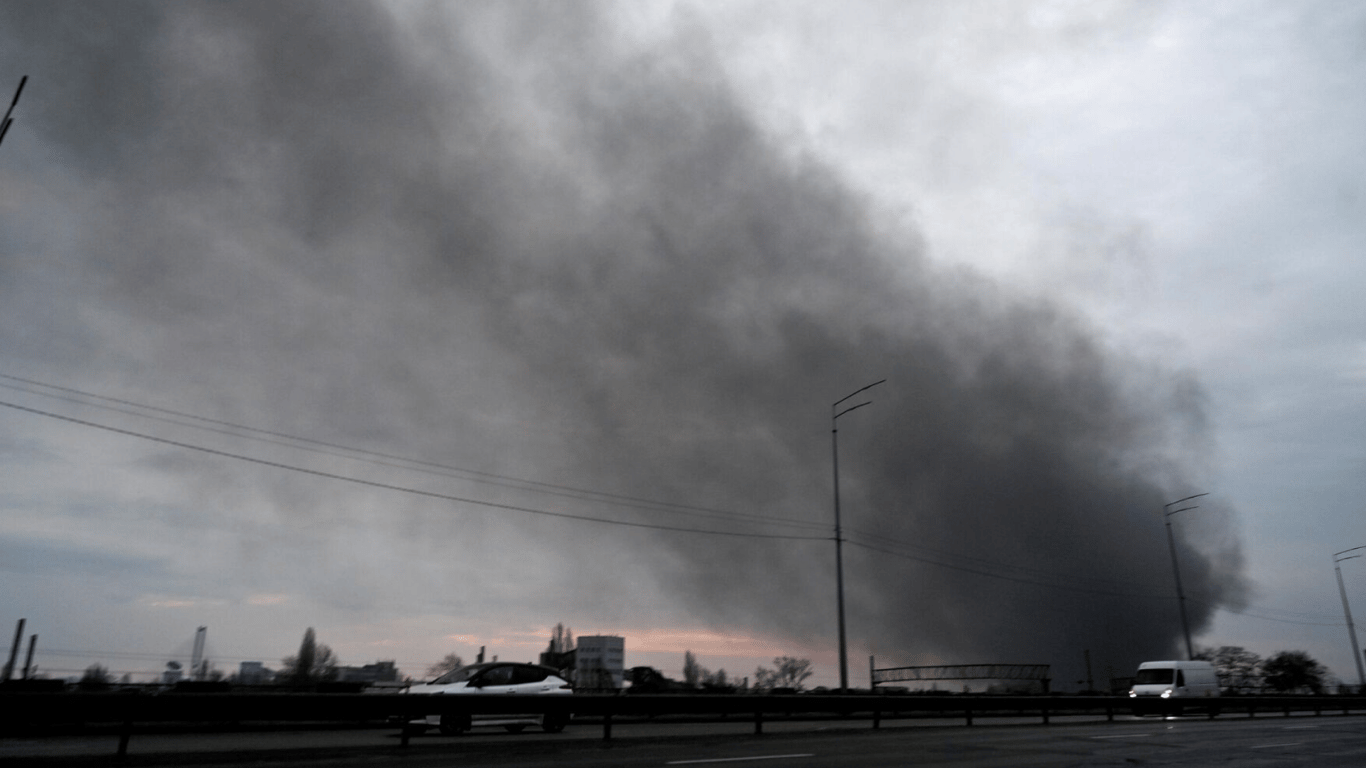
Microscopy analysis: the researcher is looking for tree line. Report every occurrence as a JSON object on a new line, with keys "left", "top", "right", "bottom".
{"left": 1193, "top": 646, "right": 1336, "bottom": 694}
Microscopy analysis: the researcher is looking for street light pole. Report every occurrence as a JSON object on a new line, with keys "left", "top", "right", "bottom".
{"left": 832, "top": 379, "right": 885, "bottom": 694}
{"left": 1333, "top": 546, "right": 1366, "bottom": 689}
{"left": 1163, "top": 492, "right": 1207, "bottom": 660}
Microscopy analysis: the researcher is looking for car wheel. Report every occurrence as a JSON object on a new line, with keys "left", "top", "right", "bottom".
{"left": 438, "top": 714, "right": 471, "bottom": 735}
{"left": 504, "top": 724, "right": 528, "bottom": 734}
{"left": 542, "top": 713, "right": 568, "bottom": 733}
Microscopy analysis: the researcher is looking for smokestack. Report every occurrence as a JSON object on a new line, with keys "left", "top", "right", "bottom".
{"left": 190, "top": 626, "right": 207, "bottom": 682}
{"left": 3, "top": 618, "right": 23, "bottom": 682}
{"left": 22, "top": 634, "right": 36, "bottom": 680}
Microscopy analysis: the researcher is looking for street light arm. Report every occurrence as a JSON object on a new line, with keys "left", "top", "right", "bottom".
{"left": 833, "top": 379, "right": 886, "bottom": 409}
{"left": 834, "top": 401, "right": 873, "bottom": 421}
{"left": 1334, "top": 545, "right": 1366, "bottom": 561}
{"left": 1165, "top": 505, "right": 1200, "bottom": 517}
{"left": 1165, "top": 492, "right": 1209, "bottom": 510}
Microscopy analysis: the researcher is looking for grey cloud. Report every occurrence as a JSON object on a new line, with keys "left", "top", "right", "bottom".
{"left": 0, "top": 1, "right": 1246, "bottom": 685}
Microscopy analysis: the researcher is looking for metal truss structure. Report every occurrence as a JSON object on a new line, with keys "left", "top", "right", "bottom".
{"left": 870, "top": 662, "right": 1051, "bottom": 691}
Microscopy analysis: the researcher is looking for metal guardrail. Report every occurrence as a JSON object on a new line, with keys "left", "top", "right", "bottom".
{"left": 3, "top": 691, "right": 1365, "bottom": 757}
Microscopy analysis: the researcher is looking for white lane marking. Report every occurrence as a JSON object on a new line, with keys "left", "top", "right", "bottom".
{"left": 1284, "top": 725, "right": 1320, "bottom": 730}
{"left": 1250, "top": 742, "right": 1304, "bottom": 749}
{"left": 667, "top": 755, "right": 815, "bottom": 765}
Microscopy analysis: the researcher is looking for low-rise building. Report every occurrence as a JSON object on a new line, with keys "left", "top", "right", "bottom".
{"left": 574, "top": 635, "right": 624, "bottom": 689}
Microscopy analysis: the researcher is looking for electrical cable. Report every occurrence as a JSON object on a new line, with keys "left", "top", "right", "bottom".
{"left": 0, "top": 397, "right": 825, "bottom": 541}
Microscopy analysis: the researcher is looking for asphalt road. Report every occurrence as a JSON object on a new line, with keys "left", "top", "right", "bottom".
{"left": 4, "top": 713, "right": 1365, "bottom": 767}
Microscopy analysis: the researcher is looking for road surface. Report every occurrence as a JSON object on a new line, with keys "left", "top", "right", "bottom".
{"left": 3, "top": 712, "right": 1364, "bottom": 766}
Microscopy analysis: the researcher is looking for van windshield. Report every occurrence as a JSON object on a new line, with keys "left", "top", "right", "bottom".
{"left": 1134, "top": 668, "right": 1174, "bottom": 685}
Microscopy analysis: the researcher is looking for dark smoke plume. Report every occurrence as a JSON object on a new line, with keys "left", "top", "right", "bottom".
{"left": 0, "top": 0, "right": 1246, "bottom": 685}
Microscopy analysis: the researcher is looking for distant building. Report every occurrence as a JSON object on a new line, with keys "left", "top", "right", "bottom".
{"left": 574, "top": 636, "right": 624, "bottom": 690}
{"left": 236, "top": 661, "right": 273, "bottom": 685}
{"left": 335, "top": 661, "right": 400, "bottom": 684}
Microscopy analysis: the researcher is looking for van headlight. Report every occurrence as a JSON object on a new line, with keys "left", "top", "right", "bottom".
{"left": 1160, "top": 689, "right": 1172, "bottom": 698}
{"left": 1128, "top": 690, "right": 1136, "bottom": 698}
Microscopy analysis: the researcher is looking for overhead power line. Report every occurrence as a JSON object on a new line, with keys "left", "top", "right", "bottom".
{"left": 0, "top": 397, "right": 825, "bottom": 541}
{"left": 0, "top": 373, "right": 828, "bottom": 535}
{"left": 846, "top": 539, "right": 1173, "bottom": 599}
{"left": 1, "top": 374, "right": 1297, "bottom": 617}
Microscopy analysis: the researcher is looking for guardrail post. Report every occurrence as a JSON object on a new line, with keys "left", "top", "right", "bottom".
{"left": 1106, "top": 704, "right": 1114, "bottom": 722}
{"left": 118, "top": 717, "right": 133, "bottom": 758}
{"left": 1041, "top": 703, "right": 1049, "bottom": 725}
{"left": 754, "top": 709, "right": 763, "bottom": 735}
{"left": 603, "top": 713, "right": 613, "bottom": 741}
{"left": 965, "top": 705, "right": 973, "bottom": 727}
{"left": 872, "top": 708, "right": 880, "bottom": 730}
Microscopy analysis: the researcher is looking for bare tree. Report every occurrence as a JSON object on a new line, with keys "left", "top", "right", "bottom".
{"left": 752, "top": 656, "right": 814, "bottom": 692}
{"left": 281, "top": 627, "right": 338, "bottom": 684}
{"left": 79, "top": 663, "right": 112, "bottom": 690}
{"left": 1194, "top": 645, "right": 1263, "bottom": 693}
{"left": 547, "top": 623, "right": 575, "bottom": 654}
{"left": 683, "top": 650, "right": 703, "bottom": 687}
{"left": 426, "top": 653, "right": 464, "bottom": 679}
{"left": 1261, "top": 650, "right": 1327, "bottom": 694}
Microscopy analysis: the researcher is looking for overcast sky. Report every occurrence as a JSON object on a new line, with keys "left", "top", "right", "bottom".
{"left": 1, "top": 1, "right": 1363, "bottom": 690}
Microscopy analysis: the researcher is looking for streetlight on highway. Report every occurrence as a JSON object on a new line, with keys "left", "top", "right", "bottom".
{"left": 1333, "top": 546, "right": 1366, "bottom": 689}
{"left": 1163, "top": 492, "right": 1207, "bottom": 660}
{"left": 831, "top": 378, "right": 885, "bottom": 693}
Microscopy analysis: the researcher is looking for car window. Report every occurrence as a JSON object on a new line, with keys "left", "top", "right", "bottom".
{"left": 513, "top": 666, "right": 549, "bottom": 684}
{"left": 476, "top": 665, "right": 516, "bottom": 686}
{"left": 431, "top": 663, "right": 490, "bottom": 685}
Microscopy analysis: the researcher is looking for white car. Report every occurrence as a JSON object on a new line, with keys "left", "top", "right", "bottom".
{"left": 405, "top": 662, "right": 573, "bottom": 734}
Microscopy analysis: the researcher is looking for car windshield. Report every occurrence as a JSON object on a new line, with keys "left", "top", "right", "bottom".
{"left": 1134, "top": 668, "right": 1174, "bottom": 685}
{"left": 430, "top": 663, "right": 496, "bottom": 685}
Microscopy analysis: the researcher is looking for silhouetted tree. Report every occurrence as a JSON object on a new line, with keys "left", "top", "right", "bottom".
{"left": 683, "top": 650, "right": 703, "bottom": 686}
{"left": 701, "top": 668, "right": 732, "bottom": 692}
{"left": 280, "top": 627, "right": 338, "bottom": 684}
{"left": 1261, "top": 650, "right": 1326, "bottom": 694}
{"left": 1194, "top": 645, "right": 1263, "bottom": 693}
{"left": 79, "top": 664, "right": 112, "bottom": 690}
{"left": 426, "top": 653, "right": 464, "bottom": 679}
{"left": 752, "top": 656, "right": 814, "bottom": 692}
{"left": 546, "top": 623, "right": 575, "bottom": 655}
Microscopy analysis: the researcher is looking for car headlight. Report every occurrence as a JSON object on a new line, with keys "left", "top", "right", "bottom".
{"left": 1128, "top": 690, "right": 1136, "bottom": 697}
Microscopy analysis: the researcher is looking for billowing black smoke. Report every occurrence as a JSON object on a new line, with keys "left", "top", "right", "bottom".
{"left": 0, "top": 0, "right": 1246, "bottom": 686}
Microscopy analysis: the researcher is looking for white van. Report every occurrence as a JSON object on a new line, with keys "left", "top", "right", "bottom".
{"left": 1128, "top": 660, "right": 1220, "bottom": 715}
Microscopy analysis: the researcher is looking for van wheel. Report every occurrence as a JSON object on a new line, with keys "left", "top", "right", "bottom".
{"left": 542, "top": 713, "right": 568, "bottom": 733}
{"left": 504, "top": 724, "right": 527, "bottom": 733}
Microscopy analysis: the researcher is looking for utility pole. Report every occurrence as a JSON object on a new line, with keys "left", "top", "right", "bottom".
{"left": 1163, "top": 493, "right": 1207, "bottom": 660}
{"left": 1334, "top": 546, "right": 1366, "bottom": 689}
{"left": 831, "top": 379, "right": 885, "bottom": 693}
{"left": 0, "top": 75, "right": 26, "bottom": 149}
